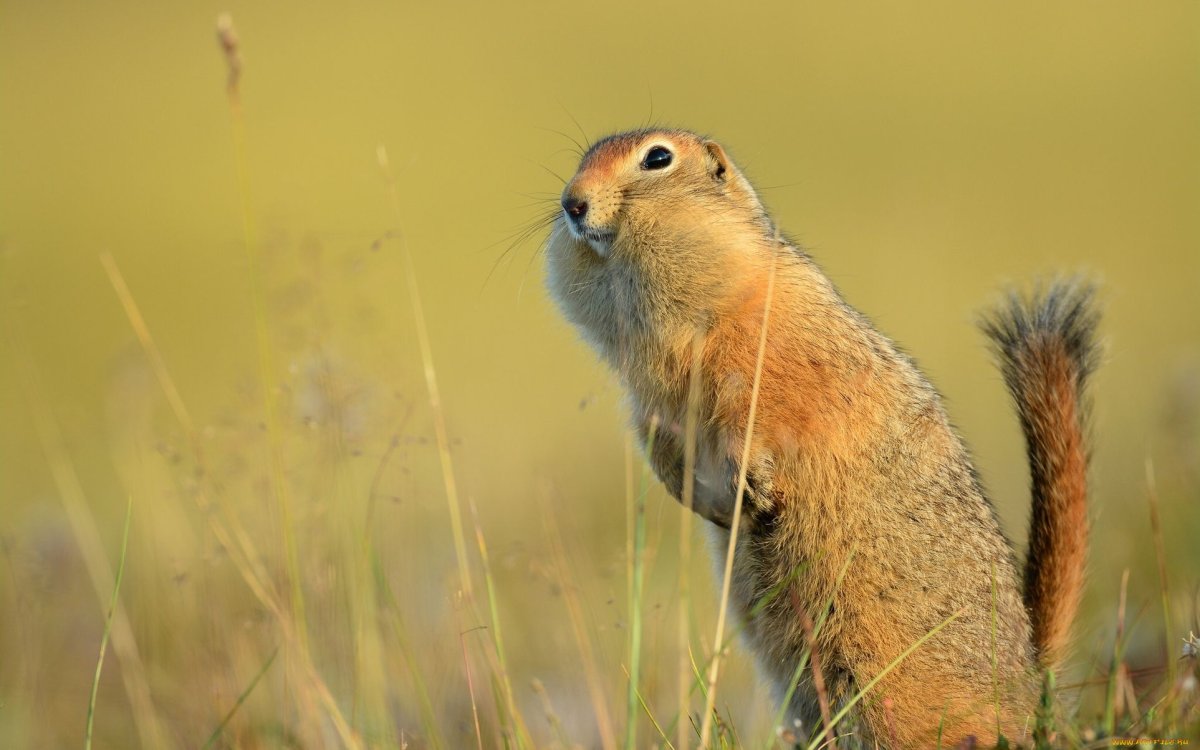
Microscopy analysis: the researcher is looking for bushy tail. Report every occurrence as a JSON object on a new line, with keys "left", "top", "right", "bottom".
{"left": 981, "top": 280, "right": 1101, "bottom": 669}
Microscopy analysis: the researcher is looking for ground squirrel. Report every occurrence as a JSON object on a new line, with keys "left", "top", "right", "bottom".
{"left": 544, "top": 128, "right": 1100, "bottom": 748}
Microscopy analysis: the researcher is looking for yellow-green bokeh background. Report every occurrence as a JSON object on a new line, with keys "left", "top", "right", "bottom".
{"left": 2, "top": 2, "right": 1198, "bottom": 747}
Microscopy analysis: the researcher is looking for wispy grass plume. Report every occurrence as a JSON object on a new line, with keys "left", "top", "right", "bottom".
{"left": 217, "top": 9, "right": 310, "bottom": 658}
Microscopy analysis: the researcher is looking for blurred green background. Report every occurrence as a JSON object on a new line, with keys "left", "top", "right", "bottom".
{"left": 1, "top": 2, "right": 1197, "bottom": 747}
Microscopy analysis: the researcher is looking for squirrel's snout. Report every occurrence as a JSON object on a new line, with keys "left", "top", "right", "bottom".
{"left": 559, "top": 183, "right": 614, "bottom": 255}
{"left": 562, "top": 195, "right": 588, "bottom": 223}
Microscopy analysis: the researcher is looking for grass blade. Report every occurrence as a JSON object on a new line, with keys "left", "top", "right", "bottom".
{"left": 803, "top": 607, "right": 964, "bottom": 750}
{"left": 216, "top": 13, "right": 309, "bottom": 654}
{"left": 678, "top": 332, "right": 704, "bottom": 750}
{"left": 1103, "top": 568, "right": 1131, "bottom": 736}
{"left": 378, "top": 144, "right": 474, "bottom": 601}
{"left": 373, "top": 555, "right": 446, "bottom": 750}
{"left": 699, "top": 250, "right": 779, "bottom": 747}
{"left": 468, "top": 497, "right": 532, "bottom": 748}
{"left": 540, "top": 493, "right": 618, "bottom": 750}
{"left": 84, "top": 495, "right": 133, "bottom": 750}
{"left": 201, "top": 645, "right": 281, "bottom": 750}
{"left": 627, "top": 425, "right": 656, "bottom": 750}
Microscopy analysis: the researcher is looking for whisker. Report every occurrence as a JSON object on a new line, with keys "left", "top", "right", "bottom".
{"left": 641, "top": 87, "right": 655, "bottom": 131}
{"left": 554, "top": 98, "right": 592, "bottom": 151}
{"left": 534, "top": 125, "right": 586, "bottom": 158}
{"left": 482, "top": 210, "right": 559, "bottom": 290}
{"left": 523, "top": 158, "right": 568, "bottom": 186}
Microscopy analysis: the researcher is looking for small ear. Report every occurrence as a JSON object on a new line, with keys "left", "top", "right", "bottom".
{"left": 703, "top": 140, "right": 731, "bottom": 182}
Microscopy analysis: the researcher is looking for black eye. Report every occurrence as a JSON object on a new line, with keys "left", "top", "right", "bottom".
{"left": 641, "top": 146, "right": 673, "bottom": 170}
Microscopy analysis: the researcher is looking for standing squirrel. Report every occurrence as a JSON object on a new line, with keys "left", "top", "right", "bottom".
{"left": 544, "top": 128, "right": 1100, "bottom": 748}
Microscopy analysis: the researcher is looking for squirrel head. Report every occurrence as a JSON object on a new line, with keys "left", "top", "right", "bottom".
{"left": 545, "top": 128, "right": 776, "bottom": 368}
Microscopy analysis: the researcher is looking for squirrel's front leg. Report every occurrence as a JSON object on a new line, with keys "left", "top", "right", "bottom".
{"left": 637, "top": 418, "right": 774, "bottom": 530}
{"left": 636, "top": 416, "right": 688, "bottom": 502}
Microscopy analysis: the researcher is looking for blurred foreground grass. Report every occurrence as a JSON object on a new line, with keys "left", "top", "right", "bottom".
{"left": 4, "top": 194, "right": 1198, "bottom": 749}
{"left": 2, "top": 2, "right": 1199, "bottom": 748}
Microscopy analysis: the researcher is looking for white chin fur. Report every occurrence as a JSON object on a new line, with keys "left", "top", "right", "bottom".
{"left": 566, "top": 221, "right": 612, "bottom": 258}
{"left": 586, "top": 235, "right": 612, "bottom": 257}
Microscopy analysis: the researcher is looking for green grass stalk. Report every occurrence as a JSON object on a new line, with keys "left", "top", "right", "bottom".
{"left": 764, "top": 553, "right": 852, "bottom": 750}
{"left": 1032, "top": 669, "right": 1055, "bottom": 750}
{"left": 1102, "top": 568, "right": 1131, "bottom": 737}
{"left": 459, "top": 626, "right": 487, "bottom": 750}
{"left": 200, "top": 645, "right": 281, "bottom": 750}
{"left": 678, "top": 332, "right": 704, "bottom": 750}
{"left": 803, "top": 608, "right": 964, "bottom": 750}
{"left": 7, "top": 326, "right": 169, "bottom": 749}
{"left": 469, "top": 497, "right": 532, "bottom": 748}
{"left": 1145, "top": 459, "right": 1176, "bottom": 690}
{"left": 621, "top": 663, "right": 674, "bottom": 749}
{"left": 540, "top": 494, "right": 619, "bottom": 750}
{"left": 627, "top": 425, "right": 656, "bottom": 750}
{"left": 84, "top": 495, "right": 133, "bottom": 750}
{"left": 374, "top": 556, "right": 446, "bottom": 750}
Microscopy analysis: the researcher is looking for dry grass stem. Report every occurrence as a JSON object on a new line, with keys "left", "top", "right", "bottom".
{"left": 378, "top": 144, "right": 474, "bottom": 601}
{"left": 6, "top": 328, "right": 170, "bottom": 749}
{"left": 540, "top": 490, "right": 619, "bottom": 750}
{"left": 678, "top": 331, "right": 704, "bottom": 750}
{"left": 797, "top": 601, "right": 835, "bottom": 748}
{"left": 699, "top": 249, "right": 779, "bottom": 747}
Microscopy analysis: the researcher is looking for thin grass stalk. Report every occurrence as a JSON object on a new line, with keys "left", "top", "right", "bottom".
{"left": 621, "top": 664, "right": 675, "bottom": 749}
{"left": 84, "top": 495, "right": 133, "bottom": 750}
{"left": 1032, "top": 669, "right": 1055, "bottom": 750}
{"left": 1103, "top": 568, "right": 1131, "bottom": 736}
{"left": 678, "top": 332, "right": 704, "bottom": 750}
{"left": 459, "top": 626, "right": 487, "bottom": 750}
{"left": 664, "top": 556, "right": 821, "bottom": 745}
{"left": 5, "top": 328, "right": 169, "bottom": 749}
{"left": 349, "top": 544, "right": 393, "bottom": 744}
{"left": 531, "top": 678, "right": 573, "bottom": 749}
{"left": 803, "top": 608, "right": 965, "bottom": 750}
{"left": 765, "top": 552, "right": 852, "bottom": 750}
{"left": 373, "top": 555, "right": 447, "bottom": 749}
{"left": 100, "top": 246, "right": 361, "bottom": 747}
{"left": 540, "top": 493, "right": 619, "bottom": 750}
{"left": 309, "top": 367, "right": 387, "bottom": 740}
{"left": 353, "top": 435, "right": 409, "bottom": 744}
{"left": 699, "top": 250, "right": 779, "bottom": 747}
{"left": 216, "top": 13, "right": 309, "bottom": 654}
{"left": 796, "top": 606, "right": 834, "bottom": 749}
{"left": 1145, "top": 459, "right": 1176, "bottom": 690}
{"left": 627, "top": 423, "right": 657, "bottom": 750}
{"left": 200, "top": 644, "right": 280, "bottom": 750}
{"left": 468, "top": 497, "right": 532, "bottom": 749}
{"left": 378, "top": 144, "right": 474, "bottom": 601}
{"left": 991, "top": 563, "right": 1001, "bottom": 739}
{"left": 99, "top": 252, "right": 194, "bottom": 431}
{"left": 100, "top": 252, "right": 278, "bottom": 603}
{"left": 361, "top": 432, "right": 404, "bottom": 564}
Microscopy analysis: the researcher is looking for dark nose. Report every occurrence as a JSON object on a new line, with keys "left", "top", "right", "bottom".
{"left": 562, "top": 195, "right": 588, "bottom": 223}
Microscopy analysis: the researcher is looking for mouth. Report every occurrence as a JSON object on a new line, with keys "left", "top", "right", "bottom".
{"left": 565, "top": 218, "right": 615, "bottom": 257}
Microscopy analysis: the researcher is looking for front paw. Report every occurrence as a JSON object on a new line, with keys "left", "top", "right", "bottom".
{"left": 694, "top": 453, "right": 777, "bottom": 530}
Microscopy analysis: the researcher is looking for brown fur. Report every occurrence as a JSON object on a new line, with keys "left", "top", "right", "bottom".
{"left": 544, "top": 129, "right": 1100, "bottom": 748}
{"left": 982, "top": 286, "right": 1099, "bottom": 670}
